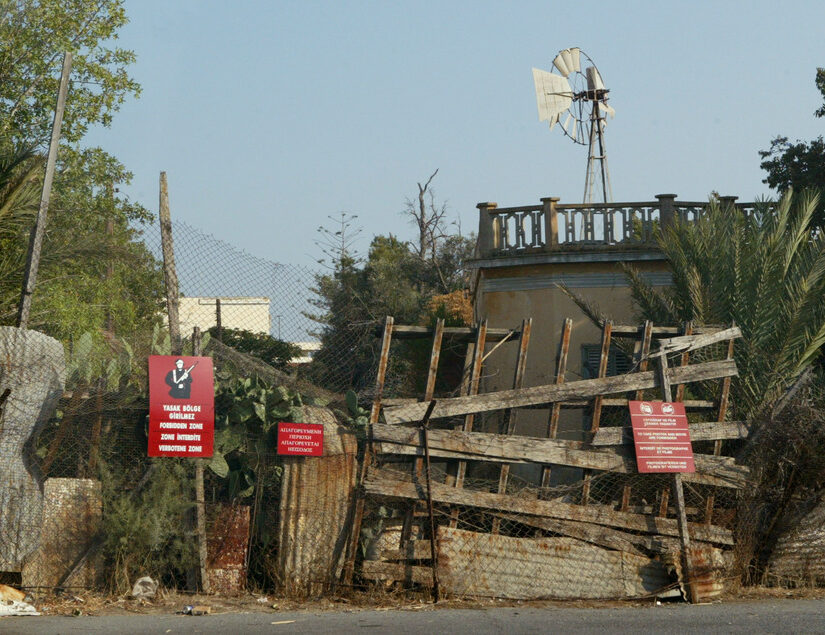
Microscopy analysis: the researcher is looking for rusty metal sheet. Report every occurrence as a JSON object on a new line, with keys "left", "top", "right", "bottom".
{"left": 206, "top": 503, "right": 250, "bottom": 594}
{"left": 277, "top": 406, "right": 357, "bottom": 596}
{"left": 436, "top": 527, "right": 672, "bottom": 600}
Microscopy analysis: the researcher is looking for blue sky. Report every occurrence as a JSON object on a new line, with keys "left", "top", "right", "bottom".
{"left": 86, "top": 0, "right": 825, "bottom": 267}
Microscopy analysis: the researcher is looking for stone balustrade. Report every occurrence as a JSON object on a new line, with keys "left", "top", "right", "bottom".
{"left": 476, "top": 195, "right": 760, "bottom": 257}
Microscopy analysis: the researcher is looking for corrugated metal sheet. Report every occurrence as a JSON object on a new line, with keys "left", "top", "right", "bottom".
{"left": 276, "top": 406, "right": 357, "bottom": 596}
{"left": 437, "top": 527, "right": 672, "bottom": 600}
{"left": 769, "top": 498, "right": 825, "bottom": 583}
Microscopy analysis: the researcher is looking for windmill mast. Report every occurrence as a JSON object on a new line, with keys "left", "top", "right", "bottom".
{"left": 584, "top": 99, "right": 613, "bottom": 204}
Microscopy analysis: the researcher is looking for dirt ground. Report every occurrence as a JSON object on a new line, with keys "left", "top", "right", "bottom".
{"left": 30, "top": 585, "right": 825, "bottom": 618}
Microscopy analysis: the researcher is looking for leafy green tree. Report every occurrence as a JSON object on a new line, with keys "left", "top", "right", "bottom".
{"left": 305, "top": 179, "right": 475, "bottom": 393}
{"left": 206, "top": 326, "right": 301, "bottom": 370}
{"left": 759, "top": 68, "right": 825, "bottom": 222}
{"left": 0, "top": 1, "right": 163, "bottom": 360}
{"left": 0, "top": 0, "right": 140, "bottom": 145}
{"left": 569, "top": 192, "right": 825, "bottom": 417}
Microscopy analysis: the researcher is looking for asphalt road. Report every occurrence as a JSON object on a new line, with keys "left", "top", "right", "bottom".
{"left": 3, "top": 599, "right": 825, "bottom": 634}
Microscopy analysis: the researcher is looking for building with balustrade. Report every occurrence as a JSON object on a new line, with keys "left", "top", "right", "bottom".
{"left": 467, "top": 193, "right": 748, "bottom": 451}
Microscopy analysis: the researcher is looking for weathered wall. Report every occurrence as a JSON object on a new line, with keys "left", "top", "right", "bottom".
{"left": 768, "top": 497, "right": 825, "bottom": 584}
{"left": 276, "top": 406, "right": 357, "bottom": 596}
{"left": 0, "top": 327, "right": 65, "bottom": 573}
{"left": 22, "top": 478, "right": 102, "bottom": 588}
{"left": 472, "top": 258, "right": 669, "bottom": 484}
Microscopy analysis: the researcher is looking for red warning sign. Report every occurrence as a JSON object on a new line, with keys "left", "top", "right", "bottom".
{"left": 629, "top": 401, "right": 695, "bottom": 473}
{"left": 148, "top": 355, "right": 214, "bottom": 457}
{"left": 277, "top": 423, "right": 324, "bottom": 456}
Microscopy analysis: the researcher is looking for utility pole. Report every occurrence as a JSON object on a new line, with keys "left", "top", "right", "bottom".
{"left": 158, "top": 172, "right": 181, "bottom": 354}
{"left": 17, "top": 52, "right": 73, "bottom": 329}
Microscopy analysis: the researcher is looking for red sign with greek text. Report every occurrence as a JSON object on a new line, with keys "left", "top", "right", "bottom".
{"left": 629, "top": 401, "right": 694, "bottom": 473}
{"left": 148, "top": 355, "right": 214, "bottom": 457}
{"left": 277, "top": 423, "right": 324, "bottom": 456}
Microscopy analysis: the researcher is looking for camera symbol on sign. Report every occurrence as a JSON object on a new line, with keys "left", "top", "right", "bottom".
{"left": 662, "top": 403, "right": 675, "bottom": 415}
{"left": 640, "top": 402, "right": 653, "bottom": 414}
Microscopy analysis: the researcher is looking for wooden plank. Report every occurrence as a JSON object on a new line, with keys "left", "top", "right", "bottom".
{"left": 494, "top": 318, "right": 531, "bottom": 532}
{"left": 413, "top": 320, "right": 444, "bottom": 478}
{"left": 562, "top": 398, "right": 716, "bottom": 409}
{"left": 373, "top": 443, "right": 744, "bottom": 490}
{"left": 542, "top": 318, "right": 572, "bottom": 490}
{"left": 342, "top": 315, "right": 393, "bottom": 586}
{"left": 649, "top": 326, "right": 741, "bottom": 359}
{"left": 658, "top": 350, "right": 698, "bottom": 604}
{"left": 584, "top": 321, "right": 612, "bottom": 505}
{"left": 364, "top": 469, "right": 734, "bottom": 545}
{"left": 610, "top": 324, "right": 726, "bottom": 338}
{"left": 591, "top": 420, "right": 750, "bottom": 446}
{"left": 708, "top": 332, "right": 736, "bottom": 524}
{"left": 714, "top": 335, "right": 736, "bottom": 456}
{"left": 381, "top": 397, "right": 717, "bottom": 413}
{"left": 634, "top": 321, "right": 654, "bottom": 401}
{"left": 495, "top": 514, "right": 681, "bottom": 557}
{"left": 372, "top": 426, "right": 748, "bottom": 489}
{"left": 674, "top": 322, "right": 694, "bottom": 402}
{"left": 437, "top": 528, "right": 673, "bottom": 600}
{"left": 590, "top": 321, "right": 613, "bottom": 436}
{"left": 192, "top": 328, "right": 210, "bottom": 594}
{"left": 454, "top": 321, "right": 487, "bottom": 489}
{"left": 382, "top": 359, "right": 738, "bottom": 424}
{"left": 386, "top": 325, "right": 517, "bottom": 342}
{"left": 547, "top": 318, "right": 572, "bottom": 440}
{"left": 445, "top": 342, "right": 476, "bottom": 489}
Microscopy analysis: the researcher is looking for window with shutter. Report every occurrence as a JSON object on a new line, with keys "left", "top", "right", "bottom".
{"left": 581, "top": 344, "right": 632, "bottom": 379}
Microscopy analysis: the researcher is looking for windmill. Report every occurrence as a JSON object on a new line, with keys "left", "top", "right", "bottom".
{"left": 532, "top": 47, "right": 615, "bottom": 204}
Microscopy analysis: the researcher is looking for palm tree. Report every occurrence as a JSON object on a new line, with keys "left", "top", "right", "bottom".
{"left": 564, "top": 190, "right": 825, "bottom": 417}
{"left": 0, "top": 139, "right": 42, "bottom": 321}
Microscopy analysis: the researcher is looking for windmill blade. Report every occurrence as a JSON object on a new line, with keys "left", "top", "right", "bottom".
{"left": 561, "top": 112, "right": 573, "bottom": 134}
{"left": 553, "top": 47, "right": 580, "bottom": 77}
{"left": 586, "top": 66, "right": 606, "bottom": 91}
{"left": 532, "top": 68, "right": 573, "bottom": 122}
{"left": 548, "top": 113, "right": 560, "bottom": 131}
{"left": 601, "top": 102, "right": 615, "bottom": 118}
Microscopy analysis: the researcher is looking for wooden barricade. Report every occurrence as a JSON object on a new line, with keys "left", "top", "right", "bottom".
{"left": 348, "top": 318, "right": 744, "bottom": 602}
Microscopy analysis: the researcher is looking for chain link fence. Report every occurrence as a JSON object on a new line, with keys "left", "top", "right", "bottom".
{"left": 0, "top": 214, "right": 816, "bottom": 605}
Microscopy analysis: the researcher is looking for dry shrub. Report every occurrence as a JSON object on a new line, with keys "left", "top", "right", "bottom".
{"left": 425, "top": 291, "right": 473, "bottom": 327}
{"left": 733, "top": 380, "right": 825, "bottom": 584}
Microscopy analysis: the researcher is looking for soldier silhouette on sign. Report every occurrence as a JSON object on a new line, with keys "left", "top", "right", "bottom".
{"left": 165, "top": 359, "right": 197, "bottom": 399}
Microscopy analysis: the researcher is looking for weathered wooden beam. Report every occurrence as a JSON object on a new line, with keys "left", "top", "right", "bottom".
{"left": 591, "top": 421, "right": 750, "bottom": 446}
{"left": 372, "top": 425, "right": 748, "bottom": 489}
{"left": 610, "top": 324, "right": 726, "bottom": 338}
{"left": 383, "top": 359, "right": 738, "bottom": 424}
{"left": 381, "top": 397, "right": 717, "bottom": 413}
{"left": 384, "top": 325, "right": 518, "bottom": 342}
{"left": 648, "top": 327, "right": 741, "bottom": 359}
{"left": 364, "top": 469, "right": 734, "bottom": 545}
